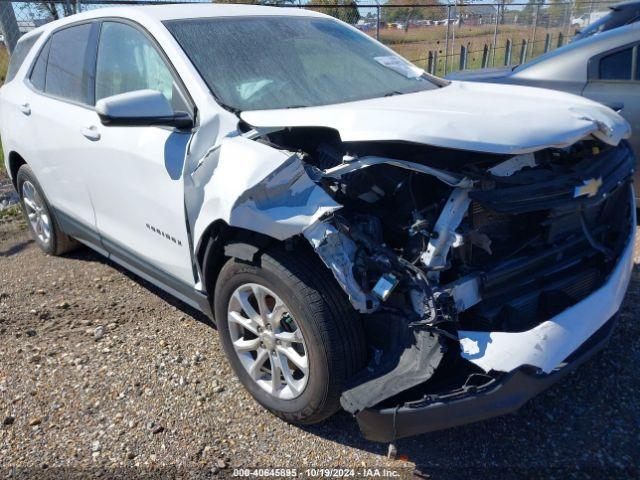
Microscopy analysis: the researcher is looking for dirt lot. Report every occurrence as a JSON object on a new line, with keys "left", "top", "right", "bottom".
{"left": 1, "top": 194, "right": 640, "bottom": 477}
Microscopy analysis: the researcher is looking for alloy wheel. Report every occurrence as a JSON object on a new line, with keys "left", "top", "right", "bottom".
{"left": 22, "top": 180, "right": 51, "bottom": 245}
{"left": 227, "top": 283, "right": 309, "bottom": 399}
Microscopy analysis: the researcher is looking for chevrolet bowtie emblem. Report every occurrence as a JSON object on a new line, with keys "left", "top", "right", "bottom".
{"left": 573, "top": 177, "right": 603, "bottom": 198}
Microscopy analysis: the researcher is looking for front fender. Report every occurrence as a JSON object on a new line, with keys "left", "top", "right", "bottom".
{"left": 185, "top": 135, "right": 341, "bottom": 251}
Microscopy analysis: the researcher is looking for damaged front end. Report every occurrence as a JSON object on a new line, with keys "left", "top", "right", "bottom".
{"left": 233, "top": 123, "right": 636, "bottom": 441}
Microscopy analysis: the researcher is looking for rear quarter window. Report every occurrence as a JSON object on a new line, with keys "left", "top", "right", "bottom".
{"left": 29, "top": 38, "right": 51, "bottom": 92}
{"left": 599, "top": 47, "right": 633, "bottom": 80}
{"left": 5, "top": 33, "right": 42, "bottom": 83}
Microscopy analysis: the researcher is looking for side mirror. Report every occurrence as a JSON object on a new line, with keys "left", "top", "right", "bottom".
{"left": 96, "top": 89, "right": 193, "bottom": 129}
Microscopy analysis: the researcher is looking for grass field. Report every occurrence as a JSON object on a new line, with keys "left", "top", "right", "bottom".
{"left": 370, "top": 24, "right": 565, "bottom": 76}
{"left": 1, "top": 45, "right": 7, "bottom": 171}
{"left": 0, "top": 45, "right": 8, "bottom": 84}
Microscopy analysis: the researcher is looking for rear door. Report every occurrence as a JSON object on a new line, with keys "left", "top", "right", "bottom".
{"left": 24, "top": 22, "right": 101, "bottom": 239}
{"left": 583, "top": 43, "right": 640, "bottom": 154}
{"left": 83, "top": 20, "right": 196, "bottom": 286}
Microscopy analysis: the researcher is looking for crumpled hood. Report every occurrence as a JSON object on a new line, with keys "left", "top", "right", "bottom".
{"left": 241, "top": 81, "right": 631, "bottom": 155}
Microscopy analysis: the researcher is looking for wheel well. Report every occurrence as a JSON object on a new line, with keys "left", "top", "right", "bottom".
{"left": 197, "top": 221, "right": 279, "bottom": 301}
{"left": 8, "top": 152, "right": 26, "bottom": 188}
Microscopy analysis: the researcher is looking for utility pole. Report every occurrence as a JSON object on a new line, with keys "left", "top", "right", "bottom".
{"left": 0, "top": 0, "right": 21, "bottom": 54}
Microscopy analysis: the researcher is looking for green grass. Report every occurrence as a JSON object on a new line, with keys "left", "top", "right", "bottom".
{"left": 0, "top": 45, "right": 7, "bottom": 84}
{"left": 0, "top": 205, "right": 20, "bottom": 220}
{"left": 0, "top": 44, "right": 5, "bottom": 173}
{"left": 367, "top": 24, "right": 565, "bottom": 77}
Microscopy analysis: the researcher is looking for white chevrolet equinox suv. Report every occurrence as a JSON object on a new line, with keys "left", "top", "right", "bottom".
{"left": 1, "top": 4, "right": 636, "bottom": 442}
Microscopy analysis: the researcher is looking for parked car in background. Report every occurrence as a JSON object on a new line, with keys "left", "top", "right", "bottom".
{"left": 573, "top": 0, "right": 640, "bottom": 42}
{"left": 448, "top": 22, "right": 640, "bottom": 199}
{"left": 0, "top": 4, "right": 636, "bottom": 442}
{"left": 572, "top": 10, "right": 610, "bottom": 29}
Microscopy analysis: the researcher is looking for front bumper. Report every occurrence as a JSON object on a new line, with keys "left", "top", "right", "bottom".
{"left": 355, "top": 193, "right": 635, "bottom": 442}
{"left": 356, "top": 315, "right": 618, "bottom": 442}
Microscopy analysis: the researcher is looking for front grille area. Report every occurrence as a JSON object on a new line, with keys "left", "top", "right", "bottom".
{"left": 458, "top": 167, "right": 633, "bottom": 333}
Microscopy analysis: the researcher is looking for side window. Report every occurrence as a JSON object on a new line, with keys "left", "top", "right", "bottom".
{"left": 29, "top": 38, "right": 51, "bottom": 92}
{"left": 45, "top": 24, "right": 94, "bottom": 103}
{"left": 95, "top": 22, "right": 175, "bottom": 105}
{"left": 599, "top": 47, "right": 633, "bottom": 81}
{"left": 5, "top": 33, "right": 41, "bottom": 83}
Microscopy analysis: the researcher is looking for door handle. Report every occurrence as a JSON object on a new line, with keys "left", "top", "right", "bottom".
{"left": 81, "top": 126, "right": 101, "bottom": 141}
{"left": 20, "top": 103, "right": 31, "bottom": 116}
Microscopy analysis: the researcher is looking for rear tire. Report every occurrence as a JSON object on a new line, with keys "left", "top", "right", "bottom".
{"left": 214, "top": 245, "right": 366, "bottom": 425}
{"left": 16, "top": 165, "right": 79, "bottom": 255}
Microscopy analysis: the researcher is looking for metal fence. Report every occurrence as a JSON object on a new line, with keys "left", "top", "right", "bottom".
{"left": 0, "top": 0, "right": 623, "bottom": 80}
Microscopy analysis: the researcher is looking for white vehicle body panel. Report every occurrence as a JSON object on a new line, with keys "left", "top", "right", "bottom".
{"left": 85, "top": 126, "right": 195, "bottom": 283}
{"left": 0, "top": 76, "right": 47, "bottom": 191}
{"left": 25, "top": 91, "right": 99, "bottom": 229}
{"left": 0, "top": 53, "right": 98, "bottom": 228}
{"left": 186, "top": 135, "right": 341, "bottom": 247}
{"left": 241, "top": 81, "right": 630, "bottom": 155}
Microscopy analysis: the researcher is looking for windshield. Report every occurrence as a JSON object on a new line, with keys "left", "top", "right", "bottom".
{"left": 164, "top": 16, "right": 438, "bottom": 111}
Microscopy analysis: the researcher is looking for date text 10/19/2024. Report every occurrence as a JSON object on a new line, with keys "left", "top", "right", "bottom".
{"left": 232, "top": 468, "right": 403, "bottom": 477}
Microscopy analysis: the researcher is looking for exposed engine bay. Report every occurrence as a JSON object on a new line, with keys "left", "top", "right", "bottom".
{"left": 239, "top": 124, "right": 635, "bottom": 417}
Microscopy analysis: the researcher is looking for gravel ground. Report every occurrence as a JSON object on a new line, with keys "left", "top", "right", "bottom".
{"left": 0, "top": 175, "right": 19, "bottom": 212}
{"left": 0, "top": 191, "right": 639, "bottom": 478}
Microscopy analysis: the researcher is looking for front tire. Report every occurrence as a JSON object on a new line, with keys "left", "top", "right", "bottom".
{"left": 16, "top": 165, "right": 79, "bottom": 255}
{"left": 214, "top": 246, "right": 366, "bottom": 425}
